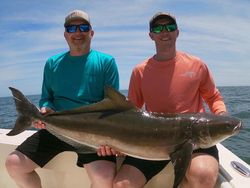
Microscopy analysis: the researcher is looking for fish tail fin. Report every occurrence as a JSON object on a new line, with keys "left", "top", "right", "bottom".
{"left": 7, "top": 87, "right": 41, "bottom": 136}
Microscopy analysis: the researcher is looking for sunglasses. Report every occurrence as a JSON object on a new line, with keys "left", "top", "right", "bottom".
{"left": 65, "top": 24, "right": 91, "bottom": 33}
{"left": 151, "top": 24, "right": 177, "bottom": 34}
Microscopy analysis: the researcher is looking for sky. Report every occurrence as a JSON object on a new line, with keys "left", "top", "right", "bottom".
{"left": 0, "top": 0, "right": 250, "bottom": 97}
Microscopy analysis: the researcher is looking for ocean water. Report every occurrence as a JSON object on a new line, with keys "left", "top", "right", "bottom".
{"left": 0, "top": 86, "right": 249, "bottom": 164}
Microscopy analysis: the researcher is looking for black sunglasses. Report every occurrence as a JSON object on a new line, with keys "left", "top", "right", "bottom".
{"left": 65, "top": 24, "right": 91, "bottom": 33}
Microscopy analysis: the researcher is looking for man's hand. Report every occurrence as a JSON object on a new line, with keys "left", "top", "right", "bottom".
{"left": 218, "top": 111, "right": 228, "bottom": 116}
{"left": 97, "top": 145, "right": 124, "bottom": 157}
{"left": 33, "top": 107, "right": 54, "bottom": 129}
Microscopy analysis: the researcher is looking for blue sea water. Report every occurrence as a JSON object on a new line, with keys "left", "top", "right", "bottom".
{"left": 0, "top": 86, "right": 249, "bottom": 164}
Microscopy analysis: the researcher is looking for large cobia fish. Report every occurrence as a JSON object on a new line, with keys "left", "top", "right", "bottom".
{"left": 7, "top": 86, "right": 242, "bottom": 188}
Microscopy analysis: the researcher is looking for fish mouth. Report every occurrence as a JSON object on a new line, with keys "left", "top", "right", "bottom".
{"left": 233, "top": 121, "right": 243, "bottom": 133}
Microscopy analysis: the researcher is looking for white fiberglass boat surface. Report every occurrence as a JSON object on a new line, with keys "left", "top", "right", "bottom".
{"left": 0, "top": 128, "right": 249, "bottom": 188}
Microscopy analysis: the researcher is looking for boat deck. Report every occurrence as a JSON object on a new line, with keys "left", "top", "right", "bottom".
{"left": 1, "top": 129, "right": 249, "bottom": 188}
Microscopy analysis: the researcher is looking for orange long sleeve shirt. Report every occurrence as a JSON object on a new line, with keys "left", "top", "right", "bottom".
{"left": 128, "top": 51, "right": 226, "bottom": 114}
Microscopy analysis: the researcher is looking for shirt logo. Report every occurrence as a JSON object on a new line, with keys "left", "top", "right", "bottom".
{"left": 180, "top": 71, "right": 196, "bottom": 78}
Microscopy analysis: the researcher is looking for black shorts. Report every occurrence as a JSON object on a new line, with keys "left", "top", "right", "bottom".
{"left": 122, "top": 145, "right": 219, "bottom": 181}
{"left": 16, "top": 129, "right": 116, "bottom": 167}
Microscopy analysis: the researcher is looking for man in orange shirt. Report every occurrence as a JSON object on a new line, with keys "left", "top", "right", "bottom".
{"left": 113, "top": 12, "right": 227, "bottom": 188}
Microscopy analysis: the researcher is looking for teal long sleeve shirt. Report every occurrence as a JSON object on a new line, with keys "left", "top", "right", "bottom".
{"left": 39, "top": 49, "right": 119, "bottom": 111}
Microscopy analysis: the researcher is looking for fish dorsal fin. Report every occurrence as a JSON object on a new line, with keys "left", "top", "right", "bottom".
{"left": 104, "top": 86, "right": 137, "bottom": 111}
{"left": 51, "top": 86, "right": 137, "bottom": 116}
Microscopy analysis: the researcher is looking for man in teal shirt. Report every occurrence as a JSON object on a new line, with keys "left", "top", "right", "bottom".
{"left": 40, "top": 49, "right": 119, "bottom": 110}
{"left": 6, "top": 10, "right": 119, "bottom": 188}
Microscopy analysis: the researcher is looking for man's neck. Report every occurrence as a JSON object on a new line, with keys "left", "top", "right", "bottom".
{"left": 69, "top": 46, "right": 90, "bottom": 56}
{"left": 154, "top": 50, "right": 176, "bottom": 61}
{"left": 154, "top": 44, "right": 177, "bottom": 61}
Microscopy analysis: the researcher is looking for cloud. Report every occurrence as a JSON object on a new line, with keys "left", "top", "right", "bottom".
{"left": 0, "top": 0, "right": 250, "bottom": 97}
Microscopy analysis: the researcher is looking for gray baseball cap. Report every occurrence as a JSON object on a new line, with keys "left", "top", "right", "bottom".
{"left": 64, "top": 10, "right": 91, "bottom": 26}
{"left": 149, "top": 12, "right": 177, "bottom": 30}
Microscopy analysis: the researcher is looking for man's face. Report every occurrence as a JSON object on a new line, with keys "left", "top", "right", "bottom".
{"left": 149, "top": 18, "right": 179, "bottom": 47}
{"left": 64, "top": 20, "right": 94, "bottom": 50}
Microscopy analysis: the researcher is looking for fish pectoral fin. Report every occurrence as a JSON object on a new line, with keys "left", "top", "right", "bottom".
{"left": 170, "top": 141, "right": 193, "bottom": 188}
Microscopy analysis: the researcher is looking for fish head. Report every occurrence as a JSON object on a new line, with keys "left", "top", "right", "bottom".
{"left": 193, "top": 114, "right": 242, "bottom": 148}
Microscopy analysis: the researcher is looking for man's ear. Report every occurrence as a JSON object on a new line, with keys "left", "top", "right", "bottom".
{"left": 90, "top": 30, "right": 94, "bottom": 37}
{"left": 176, "top": 29, "right": 179, "bottom": 38}
{"left": 149, "top": 32, "right": 154, "bottom": 40}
